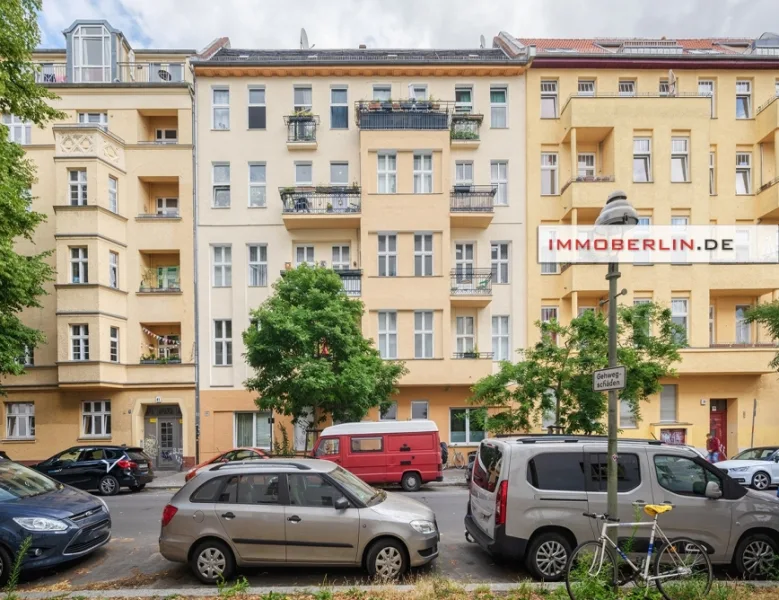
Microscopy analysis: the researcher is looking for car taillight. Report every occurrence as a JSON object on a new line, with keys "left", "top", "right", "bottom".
{"left": 117, "top": 459, "right": 138, "bottom": 470}
{"left": 495, "top": 480, "right": 508, "bottom": 526}
{"left": 161, "top": 504, "right": 178, "bottom": 527}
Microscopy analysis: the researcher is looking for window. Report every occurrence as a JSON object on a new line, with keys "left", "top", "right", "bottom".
{"left": 330, "top": 162, "right": 349, "bottom": 208}
{"left": 414, "top": 311, "right": 434, "bottom": 359}
{"left": 454, "top": 243, "right": 474, "bottom": 280}
{"left": 108, "top": 176, "right": 117, "bottom": 213}
{"left": 70, "top": 325, "right": 89, "bottom": 361}
{"left": 659, "top": 79, "right": 669, "bottom": 96}
{"left": 413, "top": 153, "right": 433, "bottom": 193}
{"left": 212, "top": 88, "right": 230, "bottom": 130}
{"left": 709, "top": 305, "right": 716, "bottom": 345}
{"left": 709, "top": 151, "right": 716, "bottom": 195}
{"left": 455, "top": 161, "right": 473, "bottom": 185}
{"left": 736, "top": 152, "right": 752, "bottom": 194}
{"left": 736, "top": 80, "right": 751, "bottom": 119}
{"left": 578, "top": 80, "right": 595, "bottom": 96}
{"left": 414, "top": 234, "right": 433, "bottom": 276}
{"left": 248, "top": 87, "right": 266, "bottom": 130}
{"left": 619, "top": 399, "right": 637, "bottom": 428}
{"left": 377, "top": 153, "right": 397, "bottom": 193}
{"left": 109, "top": 326, "right": 119, "bottom": 363}
{"left": 214, "top": 320, "right": 232, "bottom": 366}
{"left": 288, "top": 474, "right": 343, "bottom": 508}
{"left": 671, "top": 299, "right": 688, "bottom": 345}
{"left": 411, "top": 401, "right": 429, "bottom": 420}
{"left": 248, "top": 163, "right": 266, "bottom": 207}
{"left": 450, "top": 408, "right": 486, "bottom": 444}
{"left": 108, "top": 251, "right": 118, "bottom": 288}
{"left": 213, "top": 245, "right": 232, "bottom": 287}
{"left": 235, "top": 411, "right": 272, "bottom": 449}
{"left": 541, "top": 307, "right": 559, "bottom": 344}
{"left": 660, "top": 384, "right": 678, "bottom": 422}
{"left": 654, "top": 455, "right": 720, "bottom": 497}
{"left": 19, "top": 346, "right": 34, "bottom": 367}
{"left": 619, "top": 80, "right": 636, "bottom": 97}
{"left": 526, "top": 452, "right": 585, "bottom": 491}
{"left": 578, "top": 153, "right": 595, "bottom": 178}
{"left": 378, "top": 234, "right": 397, "bottom": 277}
{"left": 491, "top": 243, "right": 509, "bottom": 284}
{"left": 212, "top": 163, "right": 230, "bottom": 207}
{"left": 472, "top": 442, "right": 503, "bottom": 493}
{"left": 351, "top": 437, "right": 383, "bottom": 452}
{"left": 736, "top": 305, "right": 752, "bottom": 344}
{"left": 492, "top": 315, "right": 510, "bottom": 361}
{"left": 587, "top": 453, "right": 641, "bottom": 492}
{"left": 293, "top": 86, "right": 312, "bottom": 112}
{"left": 157, "top": 197, "right": 178, "bottom": 216}
{"left": 158, "top": 333, "right": 180, "bottom": 361}
{"left": 70, "top": 247, "right": 88, "bottom": 283}
{"left": 82, "top": 400, "right": 111, "bottom": 437}
{"left": 490, "top": 87, "right": 507, "bottom": 128}
{"left": 455, "top": 86, "right": 473, "bottom": 113}
{"left": 331, "top": 245, "right": 350, "bottom": 270}
{"left": 380, "top": 402, "right": 398, "bottom": 421}
{"left": 72, "top": 24, "right": 110, "bottom": 82}
{"left": 295, "top": 162, "right": 312, "bottom": 186}
{"left": 456, "top": 316, "right": 474, "bottom": 353}
{"left": 2, "top": 114, "right": 31, "bottom": 144}
{"left": 377, "top": 311, "right": 397, "bottom": 359}
{"left": 410, "top": 84, "right": 427, "bottom": 100}
{"left": 633, "top": 138, "right": 652, "bottom": 183}
{"left": 69, "top": 169, "right": 88, "bottom": 206}
{"left": 330, "top": 87, "right": 348, "bottom": 129}
{"left": 234, "top": 473, "right": 279, "bottom": 504}
{"left": 295, "top": 245, "right": 315, "bottom": 266}
{"left": 491, "top": 161, "right": 508, "bottom": 205}
{"left": 315, "top": 438, "right": 340, "bottom": 457}
{"left": 373, "top": 85, "right": 391, "bottom": 101}
{"left": 540, "top": 81, "right": 558, "bottom": 118}
{"left": 155, "top": 128, "right": 177, "bottom": 142}
{"left": 735, "top": 229, "right": 750, "bottom": 263}
{"left": 541, "top": 153, "right": 558, "bottom": 195}
{"left": 671, "top": 137, "right": 690, "bottom": 182}
{"left": 248, "top": 244, "right": 268, "bottom": 287}
{"left": 634, "top": 217, "right": 652, "bottom": 265}
{"left": 77, "top": 112, "right": 107, "bottom": 126}
{"left": 698, "top": 80, "right": 715, "bottom": 116}
{"left": 6, "top": 403, "right": 34, "bottom": 439}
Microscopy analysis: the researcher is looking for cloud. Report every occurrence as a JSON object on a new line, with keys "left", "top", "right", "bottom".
{"left": 39, "top": 0, "right": 778, "bottom": 50}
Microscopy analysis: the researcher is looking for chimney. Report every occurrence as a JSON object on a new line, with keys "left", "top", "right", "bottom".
{"left": 359, "top": 44, "right": 367, "bottom": 49}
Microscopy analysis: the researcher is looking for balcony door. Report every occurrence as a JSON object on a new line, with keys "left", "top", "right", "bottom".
{"left": 455, "top": 243, "right": 475, "bottom": 284}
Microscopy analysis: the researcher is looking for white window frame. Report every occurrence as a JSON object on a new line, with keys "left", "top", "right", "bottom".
{"left": 247, "top": 86, "right": 266, "bottom": 130}
{"left": 377, "top": 153, "right": 397, "bottom": 193}
{"left": 709, "top": 151, "right": 716, "bottom": 195}
{"left": 377, "top": 311, "right": 398, "bottom": 360}
{"left": 449, "top": 408, "right": 485, "bottom": 445}
{"left": 491, "top": 160, "right": 508, "bottom": 205}
{"left": 736, "top": 304, "right": 752, "bottom": 344}
{"left": 619, "top": 80, "right": 636, "bottom": 97}
{"left": 214, "top": 319, "right": 233, "bottom": 366}
{"left": 619, "top": 399, "right": 637, "bottom": 428}
{"left": 109, "top": 326, "right": 119, "bottom": 363}
{"left": 372, "top": 85, "right": 391, "bottom": 101}
{"left": 455, "top": 316, "right": 475, "bottom": 353}
{"left": 670, "top": 137, "right": 690, "bottom": 183}
{"left": 69, "top": 169, "right": 88, "bottom": 206}
{"left": 736, "top": 80, "right": 751, "bottom": 119}
{"left": 332, "top": 245, "right": 350, "bottom": 270}
{"left": 248, "top": 244, "right": 268, "bottom": 287}
{"left": 455, "top": 161, "right": 473, "bottom": 185}
{"left": 409, "top": 84, "right": 428, "bottom": 101}
{"left": 491, "top": 242, "right": 509, "bottom": 284}
{"left": 413, "top": 152, "right": 433, "bottom": 194}
{"left": 293, "top": 85, "right": 313, "bottom": 112}
{"left": 492, "top": 315, "right": 510, "bottom": 361}
{"left": 671, "top": 299, "right": 689, "bottom": 345}
{"left": 455, "top": 86, "right": 473, "bottom": 113}
{"left": 155, "top": 128, "right": 178, "bottom": 142}
{"left": 634, "top": 217, "right": 652, "bottom": 265}
{"left": 671, "top": 217, "right": 689, "bottom": 265}
{"left": 380, "top": 402, "right": 398, "bottom": 421}
{"left": 2, "top": 114, "right": 32, "bottom": 144}
{"left": 234, "top": 411, "right": 273, "bottom": 450}
{"left": 5, "top": 403, "right": 34, "bottom": 439}
{"left": 577, "top": 80, "right": 595, "bottom": 97}
{"left": 295, "top": 245, "right": 315, "bottom": 266}
{"left": 212, "top": 162, "right": 231, "bottom": 208}
{"left": 78, "top": 112, "right": 107, "bottom": 126}
{"left": 411, "top": 400, "right": 429, "bottom": 420}
{"left": 578, "top": 153, "right": 596, "bottom": 178}
{"left": 108, "top": 175, "right": 117, "bottom": 213}
{"left": 659, "top": 385, "right": 677, "bottom": 423}
{"left": 709, "top": 305, "right": 716, "bottom": 345}
{"left": 108, "top": 250, "right": 118, "bottom": 289}
{"left": 70, "top": 324, "right": 90, "bottom": 361}
{"left": 414, "top": 233, "right": 433, "bottom": 276}
{"left": 541, "top": 153, "right": 558, "bottom": 195}
{"left": 659, "top": 79, "right": 669, "bottom": 97}
{"left": 81, "top": 400, "right": 111, "bottom": 438}
{"left": 414, "top": 311, "right": 434, "bottom": 359}
{"left": 212, "top": 245, "right": 232, "bottom": 287}
{"left": 698, "top": 79, "right": 715, "bottom": 117}
{"left": 157, "top": 197, "right": 179, "bottom": 216}
{"left": 248, "top": 162, "right": 266, "bottom": 208}
{"left": 330, "top": 86, "right": 348, "bottom": 129}
{"left": 378, "top": 234, "right": 397, "bottom": 277}
{"left": 633, "top": 138, "right": 652, "bottom": 183}
{"left": 490, "top": 86, "right": 508, "bottom": 128}
{"left": 72, "top": 24, "right": 111, "bottom": 83}
{"left": 70, "top": 246, "right": 88, "bottom": 284}
{"left": 736, "top": 152, "right": 752, "bottom": 195}
{"left": 295, "top": 161, "right": 313, "bottom": 186}
{"left": 212, "top": 87, "right": 230, "bottom": 130}
{"left": 540, "top": 80, "right": 558, "bottom": 118}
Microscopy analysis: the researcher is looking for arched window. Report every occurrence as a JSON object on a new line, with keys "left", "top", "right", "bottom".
{"left": 73, "top": 25, "right": 111, "bottom": 82}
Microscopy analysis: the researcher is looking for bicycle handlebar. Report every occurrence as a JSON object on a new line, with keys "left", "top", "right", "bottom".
{"left": 582, "top": 512, "right": 620, "bottom": 522}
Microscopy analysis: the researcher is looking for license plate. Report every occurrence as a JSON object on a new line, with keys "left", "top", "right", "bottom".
{"left": 87, "top": 525, "right": 109, "bottom": 540}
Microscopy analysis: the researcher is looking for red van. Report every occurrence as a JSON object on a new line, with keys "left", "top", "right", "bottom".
{"left": 313, "top": 420, "right": 443, "bottom": 492}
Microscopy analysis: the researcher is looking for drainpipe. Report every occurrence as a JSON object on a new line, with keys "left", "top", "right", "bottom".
{"left": 190, "top": 63, "right": 201, "bottom": 464}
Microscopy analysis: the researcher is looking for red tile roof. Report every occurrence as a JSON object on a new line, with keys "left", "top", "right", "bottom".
{"left": 516, "top": 37, "right": 753, "bottom": 55}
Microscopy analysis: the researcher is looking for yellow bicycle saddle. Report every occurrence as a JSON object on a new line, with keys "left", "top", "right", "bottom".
{"left": 644, "top": 504, "right": 673, "bottom": 517}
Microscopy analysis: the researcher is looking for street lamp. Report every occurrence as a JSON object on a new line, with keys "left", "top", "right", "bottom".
{"left": 595, "top": 190, "right": 638, "bottom": 533}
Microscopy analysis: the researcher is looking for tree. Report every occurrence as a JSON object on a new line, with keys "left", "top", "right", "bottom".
{"left": 244, "top": 265, "right": 407, "bottom": 431}
{"left": 0, "top": 0, "right": 62, "bottom": 385}
{"left": 745, "top": 302, "right": 779, "bottom": 369}
{"left": 470, "top": 303, "right": 683, "bottom": 435}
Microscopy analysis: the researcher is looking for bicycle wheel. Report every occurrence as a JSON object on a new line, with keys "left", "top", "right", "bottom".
{"left": 654, "top": 538, "right": 712, "bottom": 600}
{"left": 565, "top": 541, "right": 618, "bottom": 600}
{"left": 454, "top": 452, "right": 466, "bottom": 469}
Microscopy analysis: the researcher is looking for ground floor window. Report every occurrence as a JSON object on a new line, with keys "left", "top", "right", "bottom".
{"left": 6, "top": 403, "right": 34, "bottom": 439}
{"left": 82, "top": 400, "right": 111, "bottom": 437}
{"left": 450, "top": 408, "right": 487, "bottom": 444}
{"left": 234, "top": 411, "right": 272, "bottom": 449}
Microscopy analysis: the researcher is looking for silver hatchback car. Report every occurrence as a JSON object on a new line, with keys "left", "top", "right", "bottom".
{"left": 159, "top": 458, "right": 439, "bottom": 583}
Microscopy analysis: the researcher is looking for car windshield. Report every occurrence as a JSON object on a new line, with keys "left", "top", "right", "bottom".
{"left": 0, "top": 462, "right": 61, "bottom": 501}
{"left": 328, "top": 466, "right": 381, "bottom": 505}
{"left": 733, "top": 448, "right": 776, "bottom": 461}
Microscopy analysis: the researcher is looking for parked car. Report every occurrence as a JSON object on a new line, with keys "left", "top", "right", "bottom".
{"left": 185, "top": 448, "right": 268, "bottom": 482}
{"left": 0, "top": 460, "right": 111, "bottom": 584}
{"left": 465, "top": 450, "right": 477, "bottom": 485}
{"left": 465, "top": 435, "right": 779, "bottom": 581}
{"left": 159, "top": 458, "right": 439, "bottom": 583}
{"left": 313, "top": 420, "right": 443, "bottom": 492}
{"left": 33, "top": 446, "right": 154, "bottom": 496}
{"left": 0, "top": 451, "right": 9, "bottom": 461}
{"left": 715, "top": 446, "right": 779, "bottom": 490}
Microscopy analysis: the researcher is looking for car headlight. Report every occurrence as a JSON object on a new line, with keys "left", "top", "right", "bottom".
{"left": 97, "top": 496, "right": 109, "bottom": 512}
{"left": 13, "top": 517, "right": 68, "bottom": 532}
{"left": 410, "top": 520, "right": 436, "bottom": 535}
{"left": 729, "top": 467, "right": 749, "bottom": 473}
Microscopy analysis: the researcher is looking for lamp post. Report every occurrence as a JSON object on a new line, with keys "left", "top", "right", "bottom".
{"left": 594, "top": 190, "right": 638, "bottom": 534}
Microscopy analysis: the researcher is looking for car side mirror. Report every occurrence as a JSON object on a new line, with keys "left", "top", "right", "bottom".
{"left": 705, "top": 481, "right": 723, "bottom": 499}
{"left": 334, "top": 497, "right": 350, "bottom": 510}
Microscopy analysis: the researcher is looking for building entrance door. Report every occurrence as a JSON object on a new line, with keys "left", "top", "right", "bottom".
{"left": 710, "top": 399, "right": 728, "bottom": 457}
{"left": 144, "top": 404, "right": 183, "bottom": 470}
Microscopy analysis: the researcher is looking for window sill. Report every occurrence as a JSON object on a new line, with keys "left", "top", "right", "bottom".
{"left": 540, "top": 272, "right": 560, "bottom": 276}
{"left": 211, "top": 206, "right": 231, "bottom": 209}
{"left": 494, "top": 204, "right": 510, "bottom": 208}
{"left": 632, "top": 181, "right": 654, "bottom": 184}
{"left": 671, "top": 181, "right": 692, "bottom": 184}
{"left": 248, "top": 205, "right": 268, "bottom": 209}
{"left": 736, "top": 194, "right": 754, "bottom": 197}
{"left": 2, "top": 438, "right": 36, "bottom": 443}
{"left": 489, "top": 127, "right": 508, "bottom": 130}
{"left": 78, "top": 437, "right": 111, "bottom": 441}
{"left": 247, "top": 285, "right": 269, "bottom": 289}
{"left": 540, "top": 117, "right": 559, "bottom": 120}
{"left": 213, "top": 364, "right": 234, "bottom": 368}
{"left": 247, "top": 128, "right": 267, "bottom": 131}
{"left": 212, "top": 285, "right": 232, "bottom": 289}
{"left": 211, "top": 128, "right": 231, "bottom": 131}
{"left": 540, "top": 193, "right": 560, "bottom": 197}
{"left": 736, "top": 118, "right": 755, "bottom": 121}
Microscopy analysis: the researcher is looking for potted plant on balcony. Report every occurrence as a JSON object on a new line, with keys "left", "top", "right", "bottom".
{"left": 463, "top": 345, "right": 479, "bottom": 359}
{"left": 400, "top": 98, "right": 414, "bottom": 110}
{"left": 453, "top": 183, "right": 472, "bottom": 194}
{"left": 368, "top": 99, "right": 381, "bottom": 111}
{"left": 392, "top": 99, "right": 401, "bottom": 110}
{"left": 429, "top": 95, "right": 440, "bottom": 111}
{"left": 140, "top": 351, "right": 158, "bottom": 364}
{"left": 291, "top": 108, "right": 314, "bottom": 121}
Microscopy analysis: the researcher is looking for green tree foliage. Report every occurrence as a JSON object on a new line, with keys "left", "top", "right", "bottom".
{"left": 745, "top": 302, "right": 779, "bottom": 369}
{"left": 0, "top": 0, "right": 62, "bottom": 384}
{"left": 244, "top": 265, "right": 407, "bottom": 427}
{"left": 470, "top": 303, "right": 683, "bottom": 434}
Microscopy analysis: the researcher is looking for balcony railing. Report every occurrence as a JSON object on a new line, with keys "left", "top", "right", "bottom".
{"left": 284, "top": 114, "right": 319, "bottom": 143}
{"left": 33, "top": 63, "right": 67, "bottom": 83}
{"left": 450, "top": 114, "right": 483, "bottom": 140}
{"left": 560, "top": 91, "right": 707, "bottom": 114}
{"left": 450, "top": 185, "right": 497, "bottom": 212}
{"left": 758, "top": 176, "right": 779, "bottom": 195}
{"left": 138, "top": 211, "right": 181, "bottom": 219}
{"left": 450, "top": 269, "right": 493, "bottom": 295}
{"left": 559, "top": 175, "right": 616, "bottom": 195}
{"left": 709, "top": 342, "right": 778, "bottom": 349}
{"left": 452, "top": 351, "right": 494, "bottom": 359}
{"left": 355, "top": 99, "right": 454, "bottom": 130}
{"left": 140, "top": 357, "right": 182, "bottom": 365}
{"left": 139, "top": 284, "right": 182, "bottom": 293}
{"left": 757, "top": 93, "right": 779, "bottom": 115}
{"left": 336, "top": 269, "right": 362, "bottom": 296}
{"left": 280, "top": 186, "right": 361, "bottom": 214}
{"left": 33, "top": 62, "right": 186, "bottom": 84}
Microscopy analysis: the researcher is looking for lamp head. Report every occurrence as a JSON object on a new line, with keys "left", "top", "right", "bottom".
{"left": 595, "top": 190, "right": 639, "bottom": 228}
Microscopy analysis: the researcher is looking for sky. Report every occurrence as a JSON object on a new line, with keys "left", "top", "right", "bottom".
{"left": 37, "top": 0, "right": 778, "bottom": 51}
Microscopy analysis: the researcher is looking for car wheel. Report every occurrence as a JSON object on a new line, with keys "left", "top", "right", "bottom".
{"left": 525, "top": 532, "right": 571, "bottom": 581}
{"left": 99, "top": 475, "right": 120, "bottom": 496}
{"left": 736, "top": 533, "right": 778, "bottom": 578}
{"left": 191, "top": 539, "right": 235, "bottom": 584}
{"left": 751, "top": 471, "right": 771, "bottom": 490}
{"left": 401, "top": 472, "right": 422, "bottom": 492}
{"left": 0, "top": 545, "right": 11, "bottom": 587}
{"left": 366, "top": 538, "right": 408, "bottom": 580}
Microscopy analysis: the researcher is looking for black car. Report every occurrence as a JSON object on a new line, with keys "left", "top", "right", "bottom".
{"left": 33, "top": 446, "right": 154, "bottom": 496}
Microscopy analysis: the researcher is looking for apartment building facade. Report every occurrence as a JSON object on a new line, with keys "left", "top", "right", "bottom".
{"left": 497, "top": 31, "right": 779, "bottom": 452}
{"left": 193, "top": 45, "right": 530, "bottom": 460}
{"left": 0, "top": 21, "right": 197, "bottom": 468}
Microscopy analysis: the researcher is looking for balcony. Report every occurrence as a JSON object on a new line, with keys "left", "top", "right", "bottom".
{"left": 280, "top": 186, "right": 361, "bottom": 230}
{"left": 450, "top": 269, "right": 492, "bottom": 307}
{"left": 450, "top": 185, "right": 496, "bottom": 228}
{"left": 355, "top": 99, "right": 453, "bottom": 130}
{"left": 337, "top": 269, "right": 362, "bottom": 297}
{"left": 757, "top": 177, "right": 779, "bottom": 220}
{"left": 34, "top": 62, "right": 187, "bottom": 85}
{"left": 402, "top": 355, "right": 493, "bottom": 386}
{"left": 756, "top": 95, "right": 779, "bottom": 142}
{"left": 677, "top": 345, "right": 777, "bottom": 375}
{"left": 284, "top": 114, "right": 318, "bottom": 149}
{"left": 559, "top": 176, "right": 617, "bottom": 220}
{"left": 140, "top": 324, "right": 182, "bottom": 365}
{"left": 452, "top": 351, "right": 494, "bottom": 360}
{"left": 450, "top": 114, "right": 483, "bottom": 148}
{"left": 559, "top": 263, "right": 608, "bottom": 296}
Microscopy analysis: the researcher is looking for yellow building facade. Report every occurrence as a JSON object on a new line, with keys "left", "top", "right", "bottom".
{"left": 0, "top": 21, "right": 197, "bottom": 468}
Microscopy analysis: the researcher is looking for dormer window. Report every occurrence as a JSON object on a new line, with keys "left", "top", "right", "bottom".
{"left": 73, "top": 25, "right": 111, "bottom": 83}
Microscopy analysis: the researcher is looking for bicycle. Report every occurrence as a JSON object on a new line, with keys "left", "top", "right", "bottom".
{"left": 447, "top": 450, "right": 466, "bottom": 469}
{"left": 565, "top": 503, "right": 712, "bottom": 600}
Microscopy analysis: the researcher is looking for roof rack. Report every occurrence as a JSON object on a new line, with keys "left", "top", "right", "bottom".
{"left": 494, "top": 434, "right": 664, "bottom": 446}
{"left": 211, "top": 460, "right": 312, "bottom": 471}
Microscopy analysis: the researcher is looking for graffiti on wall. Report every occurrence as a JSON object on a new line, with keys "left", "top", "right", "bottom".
{"left": 160, "top": 448, "right": 184, "bottom": 465}
{"left": 143, "top": 435, "right": 159, "bottom": 458}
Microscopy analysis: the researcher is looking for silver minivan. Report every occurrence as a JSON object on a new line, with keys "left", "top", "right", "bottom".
{"left": 159, "top": 458, "right": 439, "bottom": 582}
{"left": 464, "top": 436, "right": 779, "bottom": 580}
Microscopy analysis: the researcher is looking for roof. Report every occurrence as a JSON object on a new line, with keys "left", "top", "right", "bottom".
{"left": 205, "top": 458, "right": 334, "bottom": 473}
{"left": 321, "top": 420, "right": 439, "bottom": 437}
{"left": 516, "top": 37, "right": 753, "bottom": 56}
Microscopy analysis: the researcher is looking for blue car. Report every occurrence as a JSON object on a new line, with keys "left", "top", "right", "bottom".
{"left": 0, "top": 461, "right": 111, "bottom": 584}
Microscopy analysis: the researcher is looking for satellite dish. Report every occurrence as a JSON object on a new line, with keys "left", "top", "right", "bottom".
{"left": 300, "top": 28, "right": 309, "bottom": 50}
{"left": 480, "top": 34, "right": 486, "bottom": 49}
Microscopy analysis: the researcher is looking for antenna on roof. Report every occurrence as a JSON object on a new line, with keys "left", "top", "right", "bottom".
{"left": 300, "top": 28, "right": 310, "bottom": 50}
{"left": 480, "top": 34, "right": 486, "bottom": 49}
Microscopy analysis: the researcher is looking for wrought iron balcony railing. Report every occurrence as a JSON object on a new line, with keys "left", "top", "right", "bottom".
{"left": 452, "top": 351, "right": 494, "bottom": 359}
{"left": 450, "top": 269, "right": 493, "bottom": 295}
{"left": 284, "top": 114, "right": 319, "bottom": 142}
{"left": 355, "top": 99, "right": 455, "bottom": 130}
{"left": 450, "top": 113, "right": 483, "bottom": 140}
{"left": 280, "top": 186, "right": 361, "bottom": 214}
{"left": 450, "top": 185, "right": 497, "bottom": 212}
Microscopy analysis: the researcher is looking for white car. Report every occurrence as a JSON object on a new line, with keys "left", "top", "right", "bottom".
{"left": 715, "top": 446, "right": 779, "bottom": 490}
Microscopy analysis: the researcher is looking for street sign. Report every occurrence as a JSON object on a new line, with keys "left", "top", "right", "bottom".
{"left": 593, "top": 366, "right": 626, "bottom": 392}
